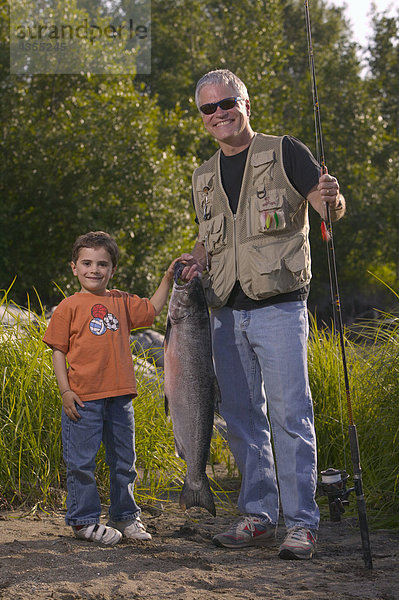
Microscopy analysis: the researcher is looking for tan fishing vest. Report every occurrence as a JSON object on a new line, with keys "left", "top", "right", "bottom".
{"left": 192, "top": 133, "right": 311, "bottom": 308}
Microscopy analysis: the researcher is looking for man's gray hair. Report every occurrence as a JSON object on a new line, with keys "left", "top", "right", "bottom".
{"left": 195, "top": 69, "right": 249, "bottom": 109}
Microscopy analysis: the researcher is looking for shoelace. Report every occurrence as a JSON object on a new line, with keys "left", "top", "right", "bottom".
{"left": 288, "top": 527, "right": 311, "bottom": 541}
{"left": 232, "top": 517, "right": 261, "bottom": 533}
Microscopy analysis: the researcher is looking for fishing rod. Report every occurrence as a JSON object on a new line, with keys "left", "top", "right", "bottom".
{"left": 303, "top": 0, "right": 373, "bottom": 570}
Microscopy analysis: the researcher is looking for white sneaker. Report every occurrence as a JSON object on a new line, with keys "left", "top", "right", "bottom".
{"left": 72, "top": 523, "right": 122, "bottom": 546}
{"left": 108, "top": 516, "right": 152, "bottom": 540}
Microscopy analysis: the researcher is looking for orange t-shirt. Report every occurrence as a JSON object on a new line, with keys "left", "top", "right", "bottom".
{"left": 43, "top": 290, "right": 155, "bottom": 401}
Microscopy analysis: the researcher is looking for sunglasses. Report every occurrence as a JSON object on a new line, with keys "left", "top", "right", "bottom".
{"left": 199, "top": 96, "right": 243, "bottom": 115}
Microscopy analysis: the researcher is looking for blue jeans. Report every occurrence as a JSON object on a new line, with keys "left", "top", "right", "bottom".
{"left": 61, "top": 395, "right": 140, "bottom": 526}
{"left": 211, "top": 301, "right": 319, "bottom": 531}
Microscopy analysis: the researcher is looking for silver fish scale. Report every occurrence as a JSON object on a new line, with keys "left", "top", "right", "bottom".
{"left": 164, "top": 268, "right": 220, "bottom": 516}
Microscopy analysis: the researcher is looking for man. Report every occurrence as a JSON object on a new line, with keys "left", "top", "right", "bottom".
{"left": 183, "top": 69, "right": 345, "bottom": 560}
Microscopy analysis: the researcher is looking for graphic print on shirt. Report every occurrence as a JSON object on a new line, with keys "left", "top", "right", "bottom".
{"left": 89, "top": 303, "right": 119, "bottom": 336}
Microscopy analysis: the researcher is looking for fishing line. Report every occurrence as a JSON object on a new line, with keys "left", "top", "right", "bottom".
{"left": 303, "top": 0, "right": 373, "bottom": 570}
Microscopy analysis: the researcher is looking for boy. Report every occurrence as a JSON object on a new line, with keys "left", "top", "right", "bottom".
{"left": 43, "top": 231, "right": 183, "bottom": 546}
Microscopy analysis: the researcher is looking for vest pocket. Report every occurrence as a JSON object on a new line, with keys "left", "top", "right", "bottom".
{"left": 198, "top": 213, "right": 226, "bottom": 255}
{"left": 248, "top": 236, "right": 310, "bottom": 297}
{"left": 251, "top": 148, "right": 276, "bottom": 181}
{"left": 247, "top": 189, "right": 287, "bottom": 236}
{"left": 202, "top": 253, "right": 226, "bottom": 308}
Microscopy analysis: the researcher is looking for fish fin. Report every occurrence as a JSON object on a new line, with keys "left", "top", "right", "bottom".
{"left": 213, "top": 377, "right": 222, "bottom": 414}
{"left": 163, "top": 316, "right": 171, "bottom": 415}
{"left": 174, "top": 438, "right": 186, "bottom": 461}
{"left": 179, "top": 475, "right": 216, "bottom": 517}
{"left": 164, "top": 317, "right": 171, "bottom": 348}
{"left": 164, "top": 395, "right": 169, "bottom": 416}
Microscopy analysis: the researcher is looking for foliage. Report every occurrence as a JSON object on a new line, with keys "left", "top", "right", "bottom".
{"left": 1, "top": 0, "right": 197, "bottom": 309}
{"left": 1, "top": 70, "right": 197, "bottom": 306}
{"left": 1, "top": 290, "right": 398, "bottom": 527}
{"left": 364, "top": 8, "right": 399, "bottom": 281}
{"left": 0, "top": 290, "right": 228, "bottom": 510}
{"left": 308, "top": 310, "right": 399, "bottom": 527}
{"left": 0, "top": 0, "right": 398, "bottom": 318}
{"left": 0, "top": 292, "right": 63, "bottom": 508}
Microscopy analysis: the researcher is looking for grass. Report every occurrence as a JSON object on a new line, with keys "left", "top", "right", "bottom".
{"left": 0, "top": 292, "right": 63, "bottom": 510}
{"left": 0, "top": 288, "right": 231, "bottom": 512}
{"left": 309, "top": 311, "right": 399, "bottom": 527}
{"left": 0, "top": 287, "right": 398, "bottom": 527}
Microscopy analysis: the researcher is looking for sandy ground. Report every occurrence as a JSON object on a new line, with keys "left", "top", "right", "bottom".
{"left": 1, "top": 489, "right": 398, "bottom": 600}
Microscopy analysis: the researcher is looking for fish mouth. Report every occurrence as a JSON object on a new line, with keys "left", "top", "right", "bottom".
{"left": 173, "top": 261, "right": 185, "bottom": 284}
{"left": 173, "top": 261, "right": 199, "bottom": 288}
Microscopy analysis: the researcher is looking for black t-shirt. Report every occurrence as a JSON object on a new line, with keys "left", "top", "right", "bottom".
{"left": 193, "top": 135, "right": 320, "bottom": 310}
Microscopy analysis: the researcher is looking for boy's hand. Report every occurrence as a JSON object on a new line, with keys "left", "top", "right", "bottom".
{"left": 62, "top": 391, "right": 84, "bottom": 421}
{"left": 164, "top": 256, "right": 181, "bottom": 283}
{"left": 151, "top": 254, "right": 202, "bottom": 316}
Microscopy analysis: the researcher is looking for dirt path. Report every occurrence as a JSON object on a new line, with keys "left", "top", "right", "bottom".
{"left": 1, "top": 501, "right": 398, "bottom": 600}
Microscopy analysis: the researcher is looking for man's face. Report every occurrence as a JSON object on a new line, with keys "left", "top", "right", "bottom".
{"left": 197, "top": 84, "right": 251, "bottom": 146}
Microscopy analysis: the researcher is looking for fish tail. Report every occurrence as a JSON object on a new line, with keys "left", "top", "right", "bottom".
{"left": 179, "top": 475, "right": 216, "bottom": 516}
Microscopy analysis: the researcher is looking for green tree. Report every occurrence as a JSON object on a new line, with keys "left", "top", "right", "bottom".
{"left": 146, "top": 0, "right": 385, "bottom": 318}
{"left": 278, "top": 1, "right": 387, "bottom": 315}
{"left": 1, "top": 0, "right": 197, "bottom": 307}
{"left": 1, "top": 0, "right": 397, "bottom": 319}
{"left": 364, "top": 8, "right": 399, "bottom": 281}
{"left": 1, "top": 73, "right": 197, "bottom": 306}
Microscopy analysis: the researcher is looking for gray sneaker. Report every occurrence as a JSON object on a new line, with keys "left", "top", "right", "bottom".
{"left": 107, "top": 516, "right": 152, "bottom": 541}
{"left": 213, "top": 516, "right": 277, "bottom": 549}
{"left": 278, "top": 526, "right": 317, "bottom": 560}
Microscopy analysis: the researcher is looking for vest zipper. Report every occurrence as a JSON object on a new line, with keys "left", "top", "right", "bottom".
{"left": 233, "top": 213, "right": 238, "bottom": 280}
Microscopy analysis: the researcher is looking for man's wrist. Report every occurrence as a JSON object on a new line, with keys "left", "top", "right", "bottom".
{"left": 330, "top": 195, "right": 345, "bottom": 222}
{"left": 331, "top": 195, "right": 344, "bottom": 211}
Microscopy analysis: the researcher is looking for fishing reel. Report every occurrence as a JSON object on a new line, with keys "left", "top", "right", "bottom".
{"left": 318, "top": 468, "right": 354, "bottom": 522}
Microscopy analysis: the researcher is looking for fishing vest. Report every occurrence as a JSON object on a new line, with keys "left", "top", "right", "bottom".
{"left": 192, "top": 133, "right": 311, "bottom": 308}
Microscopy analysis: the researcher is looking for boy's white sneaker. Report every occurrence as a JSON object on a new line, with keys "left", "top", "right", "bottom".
{"left": 107, "top": 516, "right": 152, "bottom": 540}
{"left": 72, "top": 523, "right": 122, "bottom": 546}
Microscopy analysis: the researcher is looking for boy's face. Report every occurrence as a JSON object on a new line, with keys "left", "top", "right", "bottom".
{"left": 71, "top": 246, "right": 116, "bottom": 295}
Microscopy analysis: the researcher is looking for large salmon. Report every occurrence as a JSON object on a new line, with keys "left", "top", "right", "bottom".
{"left": 164, "top": 262, "right": 219, "bottom": 516}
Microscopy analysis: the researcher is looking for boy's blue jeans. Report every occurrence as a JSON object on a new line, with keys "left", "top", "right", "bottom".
{"left": 211, "top": 301, "right": 320, "bottom": 531}
{"left": 61, "top": 394, "right": 140, "bottom": 526}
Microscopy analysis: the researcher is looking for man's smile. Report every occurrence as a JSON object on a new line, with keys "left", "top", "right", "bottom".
{"left": 214, "top": 119, "right": 233, "bottom": 127}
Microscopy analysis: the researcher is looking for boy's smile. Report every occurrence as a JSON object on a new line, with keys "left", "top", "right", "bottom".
{"left": 71, "top": 247, "right": 116, "bottom": 295}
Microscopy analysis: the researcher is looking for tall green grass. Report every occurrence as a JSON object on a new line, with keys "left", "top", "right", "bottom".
{"left": 0, "top": 289, "right": 398, "bottom": 526}
{"left": 0, "top": 292, "right": 63, "bottom": 509}
{"left": 0, "top": 289, "right": 227, "bottom": 511}
{"left": 309, "top": 311, "right": 399, "bottom": 526}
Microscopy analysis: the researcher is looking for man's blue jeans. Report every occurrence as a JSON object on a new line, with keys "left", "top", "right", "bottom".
{"left": 211, "top": 301, "right": 320, "bottom": 531}
{"left": 61, "top": 394, "right": 140, "bottom": 526}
